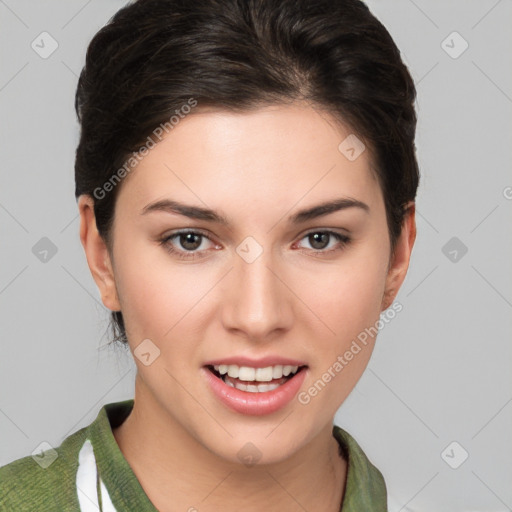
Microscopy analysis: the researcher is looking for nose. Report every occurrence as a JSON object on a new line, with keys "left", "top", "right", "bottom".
{"left": 220, "top": 245, "right": 294, "bottom": 342}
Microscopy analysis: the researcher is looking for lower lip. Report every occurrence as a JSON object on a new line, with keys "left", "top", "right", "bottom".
{"left": 202, "top": 366, "right": 308, "bottom": 416}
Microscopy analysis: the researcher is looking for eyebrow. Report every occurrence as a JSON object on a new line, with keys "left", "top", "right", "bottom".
{"left": 140, "top": 197, "right": 369, "bottom": 225}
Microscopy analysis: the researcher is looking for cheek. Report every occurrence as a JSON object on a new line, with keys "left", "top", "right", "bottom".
{"left": 308, "top": 255, "right": 387, "bottom": 339}
{"left": 112, "top": 238, "right": 211, "bottom": 343}
{"left": 298, "top": 241, "right": 389, "bottom": 398}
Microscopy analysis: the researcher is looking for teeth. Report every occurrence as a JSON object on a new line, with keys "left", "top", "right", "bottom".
{"left": 239, "top": 366, "right": 255, "bottom": 381}
{"left": 272, "top": 366, "right": 282, "bottom": 379}
{"left": 213, "top": 364, "right": 299, "bottom": 382}
{"left": 283, "top": 365, "right": 293, "bottom": 377}
{"left": 255, "top": 367, "right": 273, "bottom": 381}
{"left": 224, "top": 379, "right": 282, "bottom": 393}
{"left": 227, "top": 365, "right": 239, "bottom": 378}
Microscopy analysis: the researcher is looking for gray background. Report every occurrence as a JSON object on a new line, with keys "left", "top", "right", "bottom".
{"left": 1, "top": 1, "right": 511, "bottom": 510}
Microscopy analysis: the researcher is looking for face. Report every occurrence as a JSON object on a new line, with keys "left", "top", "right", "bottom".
{"left": 80, "top": 103, "right": 414, "bottom": 465}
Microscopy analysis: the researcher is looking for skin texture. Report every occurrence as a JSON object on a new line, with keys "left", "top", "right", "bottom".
{"left": 78, "top": 102, "right": 416, "bottom": 512}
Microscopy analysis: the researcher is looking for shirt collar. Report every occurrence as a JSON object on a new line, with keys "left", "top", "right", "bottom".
{"left": 333, "top": 425, "right": 388, "bottom": 511}
{"left": 87, "top": 400, "right": 387, "bottom": 511}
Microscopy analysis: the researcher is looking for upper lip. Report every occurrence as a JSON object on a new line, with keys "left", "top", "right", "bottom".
{"left": 204, "top": 355, "right": 308, "bottom": 368}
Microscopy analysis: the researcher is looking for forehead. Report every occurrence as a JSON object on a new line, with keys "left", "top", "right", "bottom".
{"left": 116, "top": 103, "right": 382, "bottom": 217}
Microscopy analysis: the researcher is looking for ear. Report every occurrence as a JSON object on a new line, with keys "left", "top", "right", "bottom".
{"left": 381, "top": 201, "right": 416, "bottom": 311}
{"left": 78, "top": 195, "right": 121, "bottom": 312}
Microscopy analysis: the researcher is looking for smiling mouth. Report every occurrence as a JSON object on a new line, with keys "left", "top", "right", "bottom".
{"left": 206, "top": 364, "right": 307, "bottom": 393}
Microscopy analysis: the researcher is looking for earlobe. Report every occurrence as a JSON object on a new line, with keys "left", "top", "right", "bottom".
{"left": 381, "top": 202, "right": 416, "bottom": 311}
{"left": 77, "top": 195, "right": 121, "bottom": 312}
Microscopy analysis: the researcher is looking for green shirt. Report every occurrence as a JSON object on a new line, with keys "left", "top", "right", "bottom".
{"left": 0, "top": 399, "right": 387, "bottom": 511}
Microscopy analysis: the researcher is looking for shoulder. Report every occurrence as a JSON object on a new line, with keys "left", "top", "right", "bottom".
{"left": 0, "top": 427, "right": 88, "bottom": 510}
{"left": 333, "top": 425, "right": 388, "bottom": 511}
{"left": 0, "top": 400, "right": 133, "bottom": 511}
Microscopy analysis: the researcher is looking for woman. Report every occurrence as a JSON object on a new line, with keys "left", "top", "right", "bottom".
{"left": 0, "top": 0, "right": 418, "bottom": 510}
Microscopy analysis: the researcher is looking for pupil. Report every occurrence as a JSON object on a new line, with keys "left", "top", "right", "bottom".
{"left": 309, "top": 232, "right": 329, "bottom": 250}
{"left": 180, "top": 233, "right": 201, "bottom": 250}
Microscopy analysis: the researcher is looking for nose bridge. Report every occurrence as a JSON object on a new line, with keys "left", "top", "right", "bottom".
{"left": 222, "top": 239, "right": 291, "bottom": 338}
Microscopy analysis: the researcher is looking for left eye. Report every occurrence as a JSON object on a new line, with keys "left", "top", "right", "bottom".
{"left": 296, "top": 231, "right": 350, "bottom": 253}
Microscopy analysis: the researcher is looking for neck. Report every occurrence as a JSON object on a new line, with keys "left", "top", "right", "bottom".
{"left": 113, "top": 376, "right": 347, "bottom": 512}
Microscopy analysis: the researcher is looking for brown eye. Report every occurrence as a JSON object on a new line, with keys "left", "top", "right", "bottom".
{"left": 178, "top": 232, "right": 203, "bottom": 251}
{"left": 159, "top": 230, "right": 217, "bottom": 260}
{"left": 296, "top": 230, "right": 351, "bottom": 255}
{"left": 308, "top": 232, "right": 330, "bottom": 250}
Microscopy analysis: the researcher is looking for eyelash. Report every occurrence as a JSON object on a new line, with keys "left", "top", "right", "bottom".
{"left": 158, "top": 229, "right": 351, "bottom": 261}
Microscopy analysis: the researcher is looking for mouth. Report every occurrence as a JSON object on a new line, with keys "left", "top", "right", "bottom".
{"left": 206, "top": 364, "right": 307, "bottom": 393}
